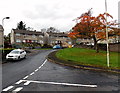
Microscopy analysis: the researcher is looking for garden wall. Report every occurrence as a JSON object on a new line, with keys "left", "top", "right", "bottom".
{"left": 75, "top": 43, "right": 120, "bottom": 52}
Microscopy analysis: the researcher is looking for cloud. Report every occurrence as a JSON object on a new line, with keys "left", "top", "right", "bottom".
{"left": 0, "top": 0, "right": 119, "bottom": 35}
{"left": 22, "top": 0, "right": 79, "bottom": 31}
{"left": 23, "top": 1, "right": 76, "bottom": 20}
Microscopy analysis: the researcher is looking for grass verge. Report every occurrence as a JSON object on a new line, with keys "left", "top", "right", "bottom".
{"left": 56, "top": 48, "right": 119, "bottom": 69}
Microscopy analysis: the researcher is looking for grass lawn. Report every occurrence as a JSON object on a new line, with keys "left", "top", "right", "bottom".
{"left": 0, "top": 48, "right": 15, "bottom": 51}
{"left": 56, "top": 48, "right": 119, "bottom": 69}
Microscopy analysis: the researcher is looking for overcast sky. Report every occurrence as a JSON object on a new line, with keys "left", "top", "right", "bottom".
{"left": 0, "top": 0, "right": 119, "bottom": 35}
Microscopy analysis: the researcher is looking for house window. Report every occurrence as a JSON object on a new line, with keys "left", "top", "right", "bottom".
{"left": 33, "top": 40, "right": 36, "bottom": 42}
{"left": 32, "top": 35, "right": 36, "bottom": 38}
{"left": 55, "top": 41, "right": 58, "bottom": 43}
{"left": 16, "top": 33, "right": 21, "bottom": 36}
{"left": 16, "top": 39, "right": 21, "bottom": 43}
{"left": 23, "top": 40, "right": 26, "bottom": 43}
{"left": 39, "top": 35, "right": 43, "bottom": 38}
{"left": 39, "top": 40, "right": 43, "bottom": 43}
{"left": 68, "top": 42, "right": 72, "bottom": 44}
{"left": 32, "top": 40, "right": 34, "bottom": 43}
{"left": 24, "top": 34, "right": 28, "bottom": 36}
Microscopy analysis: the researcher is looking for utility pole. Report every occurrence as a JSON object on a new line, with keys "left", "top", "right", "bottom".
{"left": 105, "top": 0, "right": 110, "bottom": 67}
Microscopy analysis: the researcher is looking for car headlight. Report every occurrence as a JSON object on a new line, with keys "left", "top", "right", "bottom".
{"left": 15, "top": 55, "right": 19, "bottom": 57}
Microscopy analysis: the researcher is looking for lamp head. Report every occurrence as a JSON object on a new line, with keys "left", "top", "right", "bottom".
{"left": 5, "top": 17, "right": 10, "bottom": 19}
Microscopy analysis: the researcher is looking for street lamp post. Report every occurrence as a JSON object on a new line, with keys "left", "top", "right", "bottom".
{"left": 105, "top": 0, "right": 110, "bottom": 67}
{"left": 2, "top": 17, "right": 10, "bottom": 53}
{"left": 2, "top": 17, "right": 10, "bottom": 26}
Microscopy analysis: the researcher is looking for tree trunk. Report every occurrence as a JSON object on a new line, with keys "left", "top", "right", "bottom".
{"left": 93, "top": 37, "right": 99, "bottom": 53}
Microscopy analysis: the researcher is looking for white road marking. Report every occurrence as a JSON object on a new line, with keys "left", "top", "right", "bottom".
{"left": 14, "top": 59, "right": 47, "bottom": 86}
{"left": 2, "top": 86, "right": 14, "bottom": 91}
{"left": 2, "top": 59, "right": 48, "bottom": 92}
{"left": 35, "top": 69, "right": 39, "bottom": 72}
{"left": 12, "top": 87, "right": 23, "bottom": 92}
{"left": 30, "top": 59, "right": 47, "bottom": 75}
{"left": 39, "top": 59, "right": 47, "bottom": 69}
{"left": 20, "top": 80, "right": 97, "bottom": 88}
{"left": 30, "top": 72, "right": 35, "bottom": 76}
{"left": 24, "top": 81, "right": 31, "bottom": 85}
{"left": 23, "top": 75, "right": 29, "bottom": 79}
{"left": 15, "top": 80, "right": 24, "bottom": 85}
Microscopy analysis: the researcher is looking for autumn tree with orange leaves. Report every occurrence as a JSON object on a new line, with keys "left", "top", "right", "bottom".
{"left": 68, "top": 9, "right": 119, "bottom": 53}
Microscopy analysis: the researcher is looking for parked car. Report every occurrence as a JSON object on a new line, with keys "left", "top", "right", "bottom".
{"left": 53, "top": 45, "right": 62, "bottom": 49}
{"left": 6, "top": 49, "right": 26, "bottom": 60}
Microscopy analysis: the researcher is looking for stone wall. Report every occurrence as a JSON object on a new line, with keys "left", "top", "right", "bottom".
{"left": 109, "top": 43, "right": 120, "bottom": 52}
{"left": 75, "top": 43, "right": 120, "bottom": 52}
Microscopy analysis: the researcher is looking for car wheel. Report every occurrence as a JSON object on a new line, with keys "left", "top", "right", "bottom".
{"left": 18, "top": 56, "right": 21, "bottom": 60}
{"left": 24, "top": 55, "right": 26, "bottom": 59}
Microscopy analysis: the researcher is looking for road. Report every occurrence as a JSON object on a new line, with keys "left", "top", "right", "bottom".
{"left": 2, "top": 49, "right": 119, "bottom": 92}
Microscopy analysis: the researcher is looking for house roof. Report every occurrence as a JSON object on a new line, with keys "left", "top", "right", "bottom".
{"left": 12, "top": 29, "right": 44, "bottom": 35}
{"left": 12, "top": 29, "right": 69, "bottom": 37}
{"left": 47, "top": 32, "right": 68, "bottom": 37}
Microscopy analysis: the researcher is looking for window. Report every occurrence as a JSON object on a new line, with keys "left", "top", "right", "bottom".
{"left": 39, "top": 40, "right": 43, "bottom": 43}
{"left": 20, "top": 51, "right": 23, "bottom": 54}
{"left": 50, "top": 35, "right": 53, "bottom": 38}
{"left": 16, "top": 33, "right": 21, "bottom": 36}
{"left": 24, "top": 34, "right": 28, "bottom": 37}
{"left": 68, "top": 42, "right": 72, "bottom": 44}
{"left": 55, "top": 41, "right": 58, "bottom": 43}
{"left": 16, "top": 39, "right": 21, "bottom": 43}
{"left": 11, "top": 50, "right": 20, "bottom": 54}
{"left": 23, "top": 40, "right": 26, "bottom": 43}
{"left": 32, "top": 40, "right": 34, "bottom": 43}
{"left": 32, "top": 35, "right": 36, "bottom": 38}
{"left": 39, "top": 35, "right": 43, "bottom": 38}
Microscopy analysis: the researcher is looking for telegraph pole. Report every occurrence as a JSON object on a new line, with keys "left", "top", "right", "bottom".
{"left": 105, "top": 0, "right": 110, "bottom": 67}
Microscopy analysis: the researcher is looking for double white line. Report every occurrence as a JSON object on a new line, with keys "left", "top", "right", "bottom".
{"left": 2, "top": 86, "right": 23, "bottom": 92}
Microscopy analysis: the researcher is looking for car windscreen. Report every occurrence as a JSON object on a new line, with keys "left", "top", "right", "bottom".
{"left": 10, "top": 51, "right": 20, "bottom": 54}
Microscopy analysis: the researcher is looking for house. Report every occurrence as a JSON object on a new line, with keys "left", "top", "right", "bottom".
{"left": 10, "top": 29, "right": 72, "bottom": 47}
{"left": 76, "top": 27, "right": 120, "bottom": 45}
{"left": 0, "top": 25, "right": 4, "bottom": 48}
{"left": 46, "top": 32, "right": 71, "bottom": 46}
{"left": 76, "top": 38, "right": 94, "bottom": 45}
{"left": 42, "top": 27, "right": 72, "bottom": 46}
{"left": 11, "top": 29, "right": 44, "bottom": 44}
{"left": 97, "top": 28, "right": 120, "bottom": 44}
